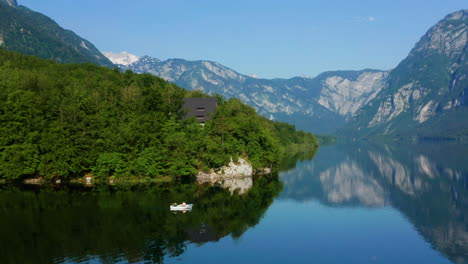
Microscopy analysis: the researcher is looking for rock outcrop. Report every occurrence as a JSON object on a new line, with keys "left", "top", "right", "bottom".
{"left": 197, "top": 158, "right": 253, "bottom": 180}
{"left": 197, "top": 158, "right": 254, "bottom": 194}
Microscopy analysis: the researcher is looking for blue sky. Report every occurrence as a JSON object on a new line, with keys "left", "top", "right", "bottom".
{"left": 20, "top": 0, "right": 467, "bottom": 79}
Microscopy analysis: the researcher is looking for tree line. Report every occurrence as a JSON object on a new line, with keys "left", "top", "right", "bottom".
{"left": 0, "top": 49, "right": 318, "bottom": 181}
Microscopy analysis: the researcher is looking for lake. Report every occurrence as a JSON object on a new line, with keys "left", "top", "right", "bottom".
{"left": 0, "top": 142, "right": 466, "bottom": 264}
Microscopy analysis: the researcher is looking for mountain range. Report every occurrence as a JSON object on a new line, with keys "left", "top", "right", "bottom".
{"left": 0, "top": 0, "right": 113, "bottom": 67}
{"left": 1, "top": 0, "right": 466, "bottom": 139}
{"left": 106, "top": 52, "right": 388, "bottom": 133}
{"left": 106, "top": 10, "right": 468, "bottom": 139}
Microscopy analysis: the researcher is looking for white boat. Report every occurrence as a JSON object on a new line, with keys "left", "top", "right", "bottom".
{"left": 170, "top": 204, "right": 193, "bottom": 211}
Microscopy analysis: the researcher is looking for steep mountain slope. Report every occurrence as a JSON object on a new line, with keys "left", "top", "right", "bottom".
{"left": 107, "top": 53, "right": 386, "bottom": 133}
{"left": 347, "top": 10, "right": 468, "bottom": 139}
{"left": 0, "top": 0, "right": 113, "bottom": 67}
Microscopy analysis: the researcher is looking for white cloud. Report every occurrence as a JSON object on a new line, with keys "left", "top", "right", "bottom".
{"left": 346, "top": 16, "right": 377, "bottom": 24}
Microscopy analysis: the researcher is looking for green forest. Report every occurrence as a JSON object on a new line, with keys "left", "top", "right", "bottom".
{"left": 0, "top": 49, "right": 318, "bottom": 181}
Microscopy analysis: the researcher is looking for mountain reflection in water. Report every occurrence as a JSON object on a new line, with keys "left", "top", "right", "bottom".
{"left": 280, "top": 142, "right": 468, "bottom": 264}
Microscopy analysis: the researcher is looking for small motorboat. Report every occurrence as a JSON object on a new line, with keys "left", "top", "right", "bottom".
{"left": 170, "top": 203, "right": 193, "bottom": 211}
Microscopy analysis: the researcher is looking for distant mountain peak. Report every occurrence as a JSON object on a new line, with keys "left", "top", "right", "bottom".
{"left": 445, "top": 9, "right": 468, "bottom": 20}
{"left": 0, "top": 0, "right": 17, "bottom": 7}
{"left": 138, "top": 55, "right": 161, "bottom": 63}
{"left": 103, "top": 51, "right": 140, "bottom": 66}
{"left": 414, "top": 9, "right": 468, "bottom": 57}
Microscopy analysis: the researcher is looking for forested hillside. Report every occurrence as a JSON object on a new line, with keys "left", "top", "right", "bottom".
{"left": 0, "top": 0, "right": 113, "bottom": 67}
{"left": 0, "top": 49, "right": 317, "bottom": 181}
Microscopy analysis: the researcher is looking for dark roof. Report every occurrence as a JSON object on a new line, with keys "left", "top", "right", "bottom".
{"left": 182, "top": 98, "right": 218, "bottom": 123}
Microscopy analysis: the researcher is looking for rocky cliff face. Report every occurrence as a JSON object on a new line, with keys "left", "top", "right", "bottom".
{"left": 316, "top": 71, "right": 388, "bottom": 118}
{"left": 347, "top": 10, "right": 468, "bottom": 139}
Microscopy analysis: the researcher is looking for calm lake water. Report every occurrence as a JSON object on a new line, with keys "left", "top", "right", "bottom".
{"left": 0, "top": 142, "right": 467, "bottom": 264}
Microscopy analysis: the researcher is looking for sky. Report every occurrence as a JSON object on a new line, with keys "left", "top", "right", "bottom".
{"left": 20, "top": 0, "right": 467, "bottom": 79}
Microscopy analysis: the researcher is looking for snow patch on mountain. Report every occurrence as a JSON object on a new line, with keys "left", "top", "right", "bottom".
{"left": 80, "top": 41, "right": 89, "bottom": 50}
{"left": 103, "top": 51, "right": 140, "bottom": 66}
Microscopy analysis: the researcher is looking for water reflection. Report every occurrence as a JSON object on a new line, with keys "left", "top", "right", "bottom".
{"left": 280, "top": 142, "right": 468, "bottom": 264}
{"left": 197, "top": 176, "right": 253, "bottom": 194}
{"left": 0, "top": 177, "right": 282, "bottom": 264}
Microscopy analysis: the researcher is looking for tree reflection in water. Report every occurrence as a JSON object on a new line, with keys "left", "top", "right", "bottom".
{"left": 0, "top": 176, "right": 282, "bottom": 264}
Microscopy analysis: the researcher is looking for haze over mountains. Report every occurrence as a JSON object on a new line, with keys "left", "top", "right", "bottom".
{"left": 106, "top": 10, "right": 468, "bottom": 139}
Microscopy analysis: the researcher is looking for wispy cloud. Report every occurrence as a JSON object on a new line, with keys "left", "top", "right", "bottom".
{"left": 346, "top": 16, "right": 377, "bottom": 24}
